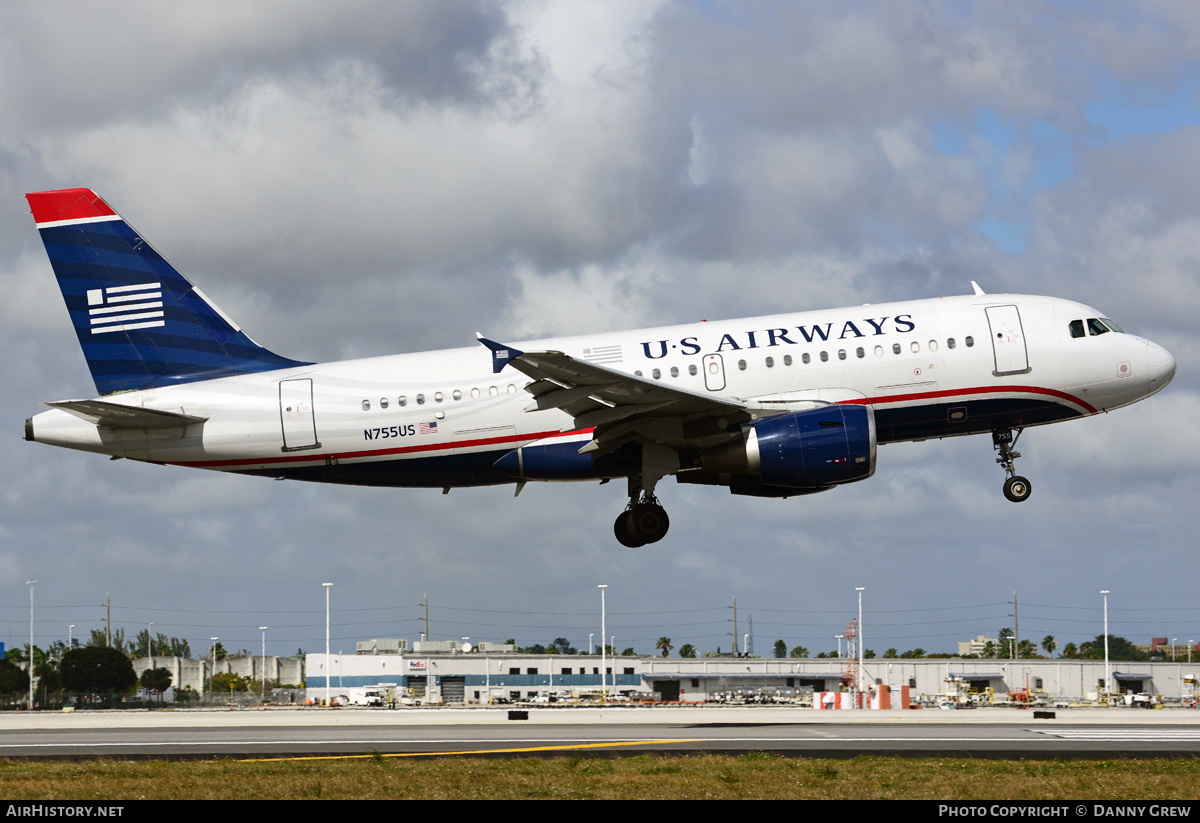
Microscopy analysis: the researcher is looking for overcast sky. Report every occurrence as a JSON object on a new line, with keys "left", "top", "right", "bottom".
{"left": 1, "top": 1, "right": 1197, "bottom": 661}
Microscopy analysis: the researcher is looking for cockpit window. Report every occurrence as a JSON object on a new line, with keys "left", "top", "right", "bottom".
{"left": 1100, "top": 317, "right": 1125, "bottom": 333}
{"left": 1069, "top": 319, "right": 1084, "bottom": 339}
{"left": 1087, "top": 318, "right": 1110, "bottom": 336}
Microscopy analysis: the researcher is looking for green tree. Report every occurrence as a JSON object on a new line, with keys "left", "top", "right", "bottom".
{"left": 900, "top": 648, "right": 926, "bottom": 659}
{"left": 789, "top": 646, "right": 809, "bottom": 659}
{"left": 982, "top": 641, "right": 996, "bottom": 658}
{"left": 773, "top": 640, "right": 787, "bottom": 658}
{"left": 679, "top": 644, "right": 697, "bottom": 658}
{"left": 0, "top": 658, "right": 29, "bottom": 694}
{"left": 998, "top": 628, "right": 1015, "bottom": 658}
{"left": 655, "top": 637, "right": 673, "bottom": 658}
{"left": 1078, "top": 635, "right": 1144, "bottom": 661}
{"left": 883, "top": 648, "right": 898, "bottom": 659}
{"left": 139, "top": 667, "right": 173, "bottom": 705}
{"left": 621, "top": 647, "right": 636, "bottom": 656}
{"left": 864, "top": 649, "right": 876, "bottom": 659}
{"left": 211, "top": 672, "right": 249, "bottom": 693}
{"left": 1018, "top": 639, "right": 1036, "bottom": 658}
{"left": 1042, "top": 635, "right": 1057, "bottom": 657}
{"left": 1060, "top": 642, "right": 1078, "bottom": 658}
{"left": 60, "top": 646, "right": 137, "bottom": 702}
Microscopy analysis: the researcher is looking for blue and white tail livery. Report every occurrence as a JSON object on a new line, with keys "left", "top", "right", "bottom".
{"left": 26, "top": 188, "right": 307, "bottom": 396}
{"left": 24, "top": 188, "right": 1176, "bottom": 546}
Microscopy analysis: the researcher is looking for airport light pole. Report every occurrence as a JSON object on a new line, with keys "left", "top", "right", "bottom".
{"left": 589, "top": 633, "right": 594, "bottom": 656}
{"left": 209, "top": 637, "right": 218, "bottom": 703}
{"left": 26, "top": 579, "right": 36, "bottom": 709}
{"left": 598, "top": 585, "right": 608, "bottom": 699}
{"left": 1101, "top": 590, "right": 1110, "bottom": 699}
{"left": 260, "top": 627, "right": 269, "bottom": 702}
{"left": 148, "top": 622, "right": 154, "bottom": 671}
{"left": 323, "top": 583, "right": 333, "bottom": 707}
{"left": 1173, "top": 638, "right": 1179, "bottom": 662}
{"left": 68, "top": 624, "right": 74, "bottom": 649}
{"left": 856, "top": 587, "right": 865, "bottom": 699}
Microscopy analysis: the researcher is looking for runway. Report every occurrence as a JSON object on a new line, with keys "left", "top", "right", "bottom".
{"left": 2, "top": 706, "right": 1199, "bottom": 759}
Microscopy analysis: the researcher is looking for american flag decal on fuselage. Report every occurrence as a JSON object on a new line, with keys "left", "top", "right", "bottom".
{"left": 86, "top": 282, "right": 164, "bottom": 334}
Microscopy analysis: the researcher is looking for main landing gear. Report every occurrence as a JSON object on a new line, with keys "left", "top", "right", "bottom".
{"left": 993, "top": 429, "right": 1032, "bottom": 503}
{"left": 614, "top": 476, "right": 671, "bottom": 548}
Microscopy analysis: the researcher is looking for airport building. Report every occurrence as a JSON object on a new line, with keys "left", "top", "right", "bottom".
{"left": 304, "top": 650, "right": 1200, "bottom": 705}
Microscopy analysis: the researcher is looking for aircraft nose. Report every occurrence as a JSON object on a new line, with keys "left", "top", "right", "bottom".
{"left": 1146, "top": 340, "right": 1176, "bottom": 395}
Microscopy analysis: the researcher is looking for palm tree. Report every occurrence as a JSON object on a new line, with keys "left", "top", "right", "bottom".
{"left": 655, "top": 637, "right": 673, "bottom": 658}
{"left": 1042, "top": 635, "right": 1057, "bottom": 658}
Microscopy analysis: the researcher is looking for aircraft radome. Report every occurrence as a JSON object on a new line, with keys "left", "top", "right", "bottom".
{"left": 23, "top": 188, "right": 1176, "bottom": 546}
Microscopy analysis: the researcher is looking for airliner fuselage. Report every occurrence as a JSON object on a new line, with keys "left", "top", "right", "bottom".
{"left": 22, "top": 188, "right": 1176, "bottom": 545}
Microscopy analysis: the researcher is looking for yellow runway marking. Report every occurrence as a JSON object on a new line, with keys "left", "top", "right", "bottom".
{"left": 239, "top": 739, "right": 702, "bottom": 763}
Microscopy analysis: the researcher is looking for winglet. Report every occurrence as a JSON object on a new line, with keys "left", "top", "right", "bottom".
{"left": 476, "top": 334, "right": 524, "bottom": 374}
{"left": 971, "top": 281, "right": 986, "bottom": 296}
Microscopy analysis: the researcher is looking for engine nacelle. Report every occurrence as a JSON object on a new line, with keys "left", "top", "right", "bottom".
{"left": 700, "top": 404, "right": 876, "bottom": 490}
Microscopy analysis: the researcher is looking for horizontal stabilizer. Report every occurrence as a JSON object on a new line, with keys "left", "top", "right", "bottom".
{"left": 43, "top": 399, "right": 207, "bottom": 430}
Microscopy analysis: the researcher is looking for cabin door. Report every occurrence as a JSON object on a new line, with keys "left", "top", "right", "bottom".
{"left": 985, "top": 305, "right": 1030, "bottom": 375}
{"left": 279, "top": 378, "right": 319, "bottom": 451}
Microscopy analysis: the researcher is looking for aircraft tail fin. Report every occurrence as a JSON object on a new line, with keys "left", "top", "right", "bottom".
{"left": 25, "top": 188, "right": 310, "bottom": 395}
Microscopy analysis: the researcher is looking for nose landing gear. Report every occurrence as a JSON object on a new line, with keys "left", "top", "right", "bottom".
{"left": 993, "top": 429, "right": 1031, "bottom": 503}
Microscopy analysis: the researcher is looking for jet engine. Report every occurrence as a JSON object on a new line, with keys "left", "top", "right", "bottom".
{"left": 680, "top": 404, "right": 876, "bottom": 497}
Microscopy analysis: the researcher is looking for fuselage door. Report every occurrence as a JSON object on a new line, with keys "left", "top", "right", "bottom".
{"left": 703, "top": 353, "right": 726, "bottom": 391}
{"left": 279, "top": 377, "right": 319, "bottom": 451}
{"left": 985, "top": 305, "right": 1030, "bottom": 375}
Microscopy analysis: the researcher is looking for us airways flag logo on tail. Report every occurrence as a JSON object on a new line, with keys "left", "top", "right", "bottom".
{"left": 86, "top": 282, "right": 164, "bottom": 334}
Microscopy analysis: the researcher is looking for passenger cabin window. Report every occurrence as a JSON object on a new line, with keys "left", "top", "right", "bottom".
{"left": 928, "top": 340, "right": 938, "bottom": 352}
{"left": 947, "top": 338, "right": 956, "bottom": 349}
{"left": 819, "top": 351, "right": 829, "bottom": 362}
{"left": 434, "top": 392, "right": 444, "bottom": 403}
{"left": 652, "top": 368, "right": 661, "bottom": 379}
{"left": 689, "top": 364, "right": 698, "bottom": 376}
{"left": 783, "top": 354, "right": 792, "bottom": 366}
{"left": 670, "top": 366, "right": 679, "bottom": 377}
{"left": 416, "top": 394, "right": 426, "bottom": 405}
{"left": 765, "top": 356, "right": 774, "bottom": 367}
{"left": 837, "top": 349, "right": 846, "bottom": 360}
{"left": 452, "top": 390, "right": 462, "bottom": 401}
{"left": 489, "top": 386, "right": 498, "bottom": 397}
{"left": 379, "top": 397, "right": 388, "bottom": 409}
{"left": 398, "top": 395, "right": 408, "bottom": 407}
{"left": 737, "top": 359, "right": 747, "bottom": 370}
{"left": 911, "top": 341, "right": 920, "bottom": 353}
{"left": 1069, "top": 320, "right": 1085, "bottom": 339}
{"left": 856, "top": 347, "right": 864, "bottom": 358}
{"left": 802, "top": 353, "right": 811, "bottom": 364}
{"left": 471, "top": 388, "right": 480, "bottom": 399}
{"left": 965, "top": 336, "right": 974, "bottom": 347}
{"left": 892, "top": 343, "right": 901, "bottom": 355}
{"left": 362, "top": 400, "right": 370, "bottom": 411}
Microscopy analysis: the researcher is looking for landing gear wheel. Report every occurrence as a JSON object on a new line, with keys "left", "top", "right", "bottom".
{"left": 614, "top": 511, "right": 646, "bottom": 548}
{"left": 1004, "top": 475, "right": 1032, "bottom": 503}
{"left": 628, "top": 503, "right": 670, "bottom": 544}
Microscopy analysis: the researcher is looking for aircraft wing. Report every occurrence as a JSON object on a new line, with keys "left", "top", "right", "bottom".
{"left": 477, "top": 335, "right": 763, "bottom": 456}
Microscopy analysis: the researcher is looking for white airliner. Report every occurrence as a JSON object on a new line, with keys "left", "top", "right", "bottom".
{"left": 23, "top": 188, "right": 1176, "bottom": 546}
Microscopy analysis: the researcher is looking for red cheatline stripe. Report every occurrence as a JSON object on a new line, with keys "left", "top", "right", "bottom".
{"left": 26, "top": 188, "right": 117, "bottom": 225}
{"left": 168, "top": 427, "right": 595, "bottom": 469}
{"left": 167, "top": 384, "right": 1090, "bottom": 470}
{"left": 838, "top": 384, "right": 1097, "bottom": 415}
